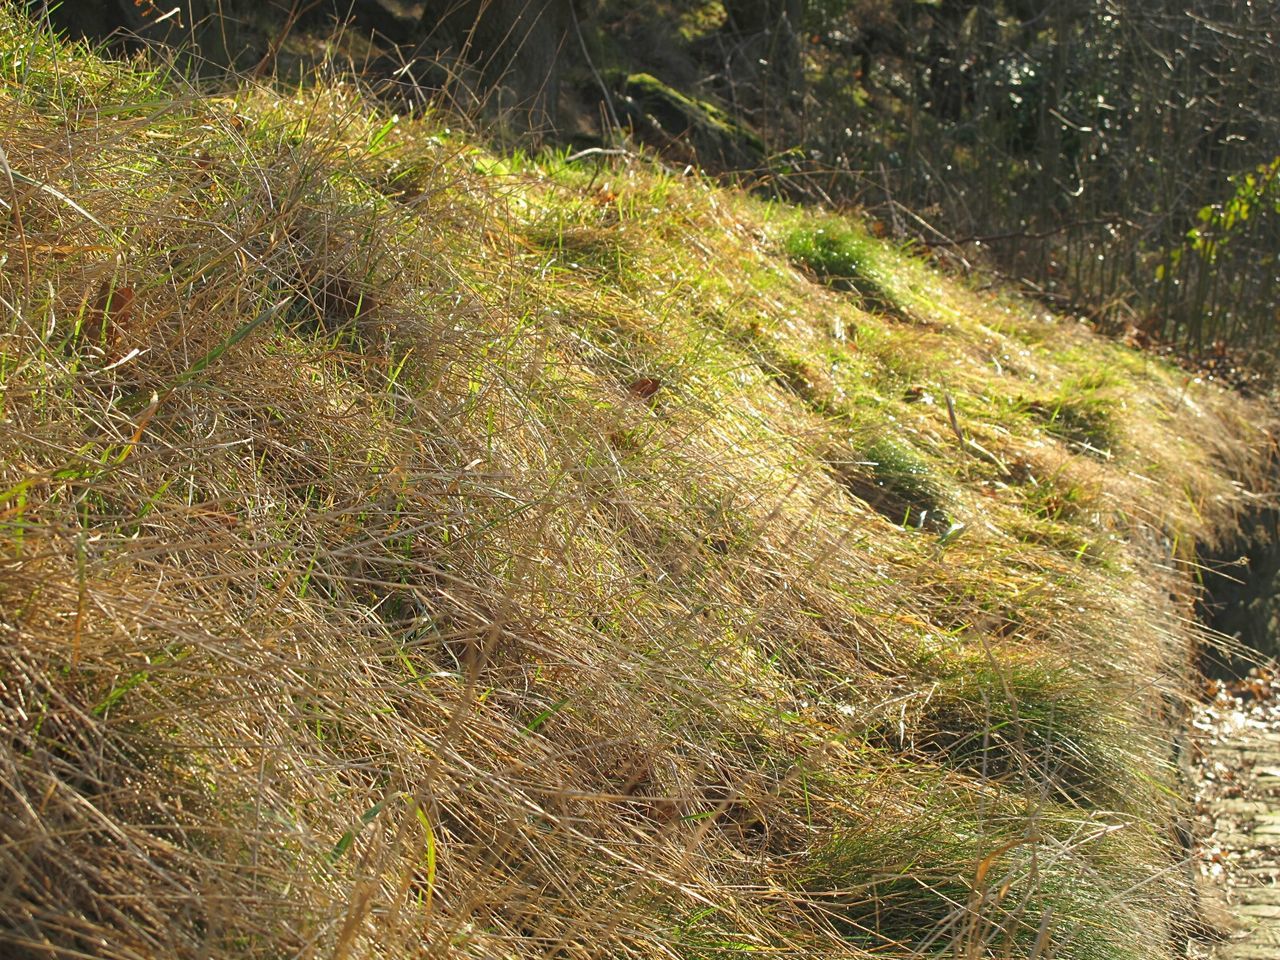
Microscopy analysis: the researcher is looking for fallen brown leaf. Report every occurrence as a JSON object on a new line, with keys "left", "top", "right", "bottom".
{"left": 628, "top": 377, "right": 662, "bottom": 400}
{"left": 85, "top": 281, "right": 136, "bottom": 343}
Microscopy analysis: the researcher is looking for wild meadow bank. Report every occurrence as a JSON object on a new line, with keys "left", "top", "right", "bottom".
{"left": 0, "top": 13, "right": 1274, "bottom": 959}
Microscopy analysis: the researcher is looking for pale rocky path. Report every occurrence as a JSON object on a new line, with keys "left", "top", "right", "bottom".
{"left": 1194, "top": 673, "right": 1280, "bottom": 959}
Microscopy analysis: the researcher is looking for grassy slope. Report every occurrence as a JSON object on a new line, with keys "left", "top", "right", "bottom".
{"left": 0, "top": 14, "right": 1272, "bottom": 960}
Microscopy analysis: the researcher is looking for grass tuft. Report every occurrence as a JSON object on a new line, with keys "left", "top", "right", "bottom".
{"left": 786, "top": 222, "right": 912, "bottom": 321}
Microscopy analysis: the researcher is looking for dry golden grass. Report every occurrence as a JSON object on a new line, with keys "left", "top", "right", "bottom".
{"left": 0, "top": 13, "right": 1274, "bottom": 959}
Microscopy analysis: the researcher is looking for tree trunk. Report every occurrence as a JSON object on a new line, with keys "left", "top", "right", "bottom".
{"left": 421, "top": 0, "right": 570, "bottom": 135}
{"left": 720, "top": 0, "right": 805, "bottom": 105}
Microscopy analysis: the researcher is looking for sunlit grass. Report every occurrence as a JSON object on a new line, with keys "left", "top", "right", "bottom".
{"left": 0, "top": 10, "right": 1272, "bottom": 960}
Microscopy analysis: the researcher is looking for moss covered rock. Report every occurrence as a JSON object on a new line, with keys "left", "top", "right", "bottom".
{"left": 618, "top": 72, "right": 765, "bottom": 170}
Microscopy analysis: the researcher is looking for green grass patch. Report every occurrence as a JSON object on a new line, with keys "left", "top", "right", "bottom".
{"left": 801, "top": 790, "right": 1153, "bottom": 960}
{"left": 830, "top": 433, "right": 953, "bottom": 530}
{"left": 785, "top": 223, "right": 916, "bottom": 321}
{"left": 1028, "top": 371, "right": 1124, "bottom": 455}
{"left": 910, "top": 652, "right": 1123, "bottom": 803}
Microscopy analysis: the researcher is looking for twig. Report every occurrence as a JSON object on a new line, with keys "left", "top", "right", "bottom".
{"left": 565, "top": 147, "right": 634, "bottom": 164}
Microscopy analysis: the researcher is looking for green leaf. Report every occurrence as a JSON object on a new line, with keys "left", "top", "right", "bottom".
{"left": 369, "top": 116, "right": 397, "bottom": 151}
{"left": 413, "top": 802, "right": 438, "bottom": 912}
{"left": 329, "top": 798, "right": 389, "bottom": 864}
{"left": 170, "top": 298, "right": 291, "bottom": 390}
{"left": 521, "top": 697, "right": 569, "bottom": 735}
{"left": 93, "top": 669, "right": 149, "bottom": 715}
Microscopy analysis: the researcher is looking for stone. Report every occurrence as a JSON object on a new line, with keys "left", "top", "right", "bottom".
{"left": 618, "top": 73, "right": 766, "bottom": 171}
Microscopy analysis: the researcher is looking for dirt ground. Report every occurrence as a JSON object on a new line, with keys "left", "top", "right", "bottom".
{"left": 1192, "top": 669, "right": 1280, "bottom": 959}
